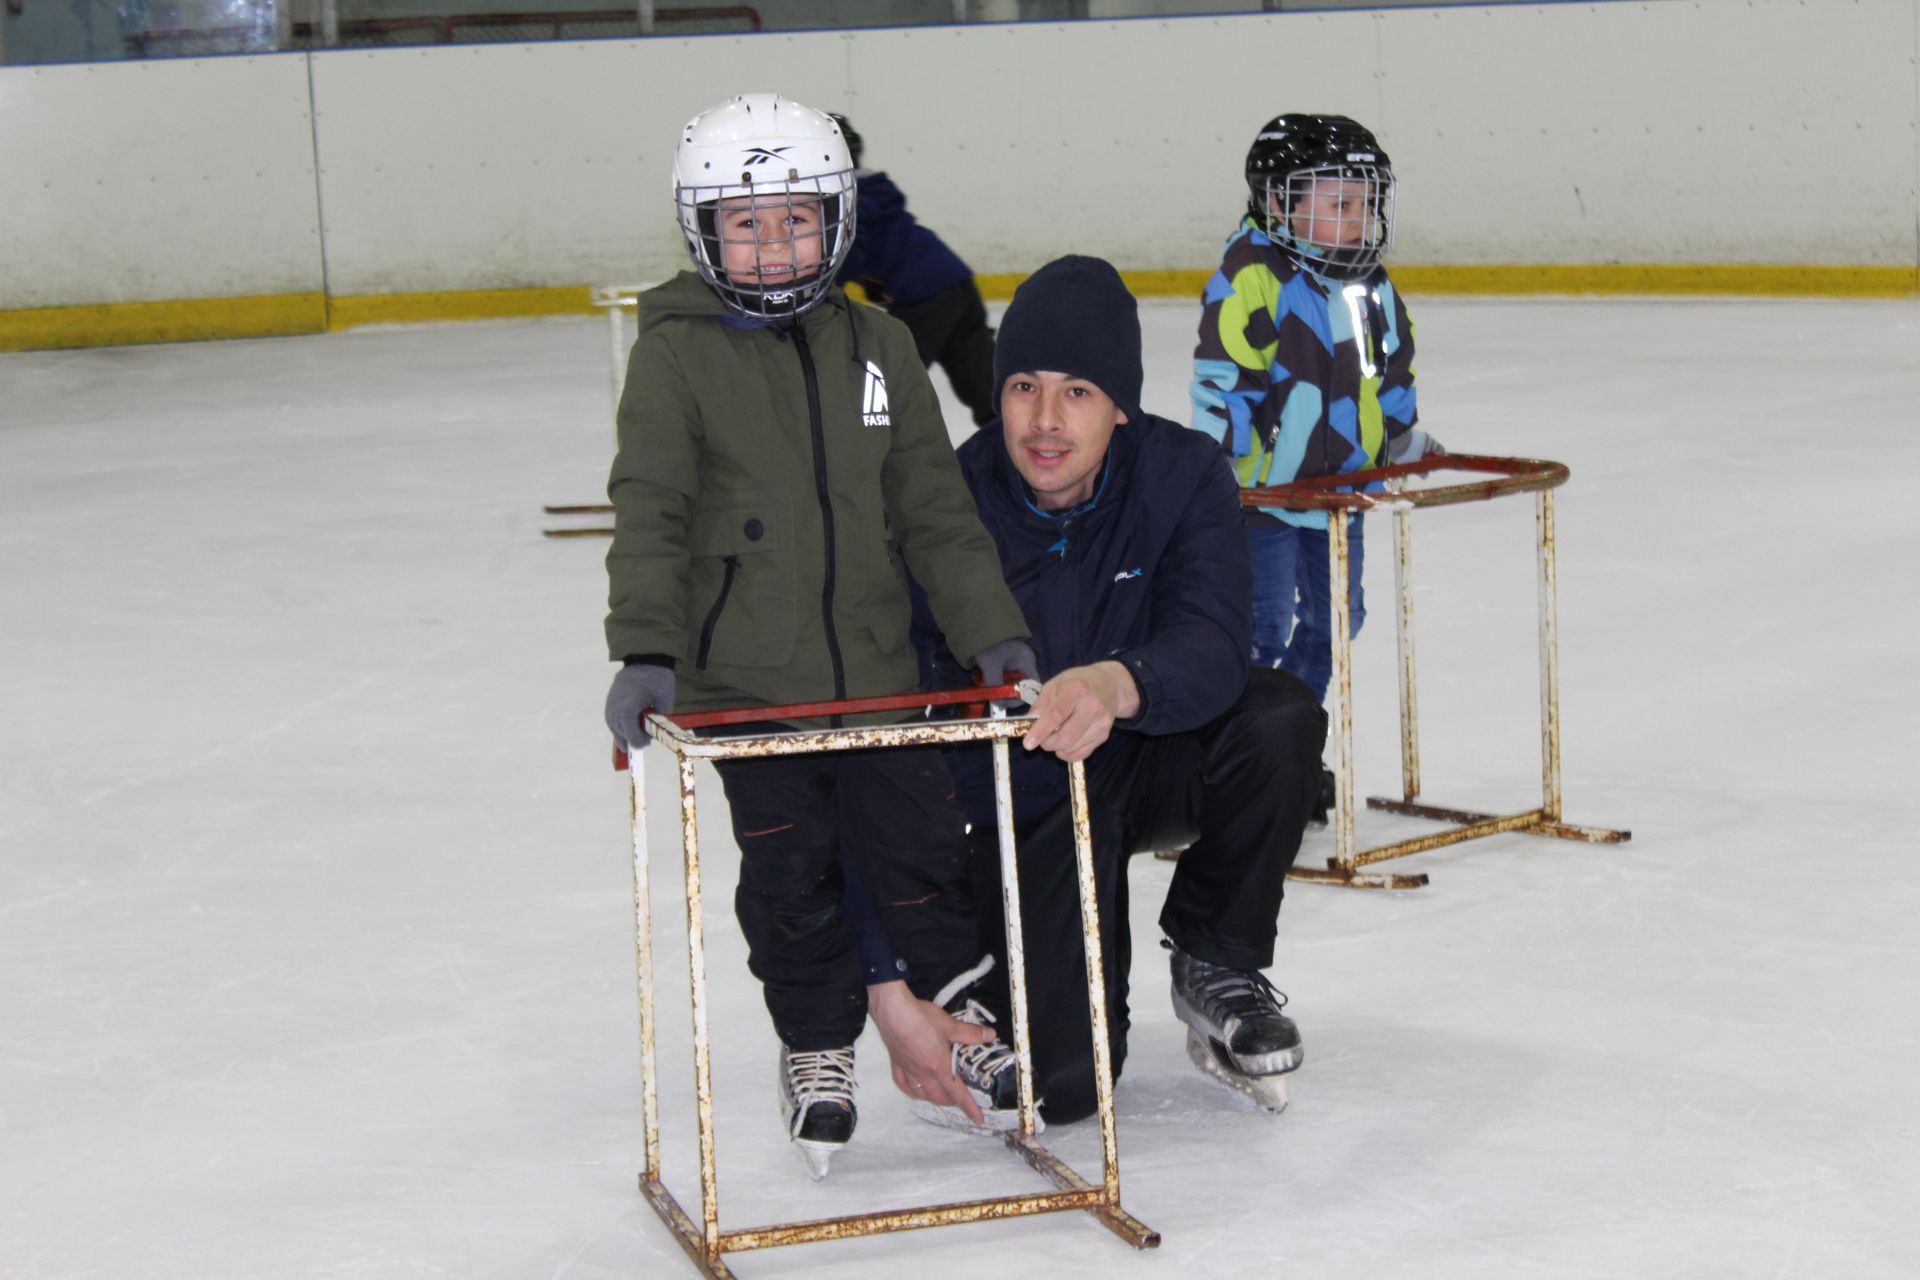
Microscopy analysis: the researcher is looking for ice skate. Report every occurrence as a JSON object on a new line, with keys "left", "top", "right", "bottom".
{"left": 906, "top": 997, "right": 1042, "bottom": 1137}
{"left": 1169, "top": 945, "right": 1300, "bottom": 1114}
{"left": 1307, "top": 765, "right": 1336, "bottom": 829}
{"left": 778, "top": 1045, "right": 857, "bottom": 1180}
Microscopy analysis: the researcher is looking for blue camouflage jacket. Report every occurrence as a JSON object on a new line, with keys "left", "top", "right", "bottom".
{"left": 1190, "top": 219, "right": 1419, "bottom": 529}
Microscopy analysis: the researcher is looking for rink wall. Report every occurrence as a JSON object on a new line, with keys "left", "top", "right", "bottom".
{"left": 2, "top": 0, "right": 1917, "bottom": 350}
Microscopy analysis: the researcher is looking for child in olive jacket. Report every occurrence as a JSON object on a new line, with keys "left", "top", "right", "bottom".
{"left": 601, "top": 94, "right": 1032, "bottom": 1177}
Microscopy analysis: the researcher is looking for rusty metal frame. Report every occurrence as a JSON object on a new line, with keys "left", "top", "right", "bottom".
{"left": 1243, "top": 454, "right": 1629, "bottom": 890}
{"left": 623, "top": 685, "right": 1158, "bottom": 1277}
{"left": 538, "top": 284, "right": 656, "bottom": 539}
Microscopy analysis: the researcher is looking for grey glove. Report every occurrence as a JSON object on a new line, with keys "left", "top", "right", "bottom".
{"left": 975, "top": 637, "right": 1039, "bottom": 688}
{"left": 1386, "top": 428, "right": 1445, "bottom": 464}
{"left": 605, "top": 663, "right": 676, "bottom": 750}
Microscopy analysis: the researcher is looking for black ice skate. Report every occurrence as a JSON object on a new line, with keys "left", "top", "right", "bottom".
{"left": 778, "top": 1045, "right": 857, "bottom": 1180}
{"left": 907, "top": 959, "right": 1042, "bottom": 1136}
{"left": 1308, "top": 765, "right": 1336, "bottom": 829}
{"left": 1168, "top": 945, "right": 1301, "bottom": 1114}
{"left": 905, "top": 995, "right": 1043, "bottom": 1137}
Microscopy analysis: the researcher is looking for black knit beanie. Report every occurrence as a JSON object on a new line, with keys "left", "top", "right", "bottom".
{"left": 993, "top": 255, "right": 1142, "bottom": 423}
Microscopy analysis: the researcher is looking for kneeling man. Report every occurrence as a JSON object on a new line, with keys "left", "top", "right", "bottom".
{"left": 869, "top": 256, "right": 1328, "bottom": 1123}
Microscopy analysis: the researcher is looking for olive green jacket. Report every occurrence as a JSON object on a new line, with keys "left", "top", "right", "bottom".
{"left": 604, "top": 272, "right": 1027, "bottom": 715}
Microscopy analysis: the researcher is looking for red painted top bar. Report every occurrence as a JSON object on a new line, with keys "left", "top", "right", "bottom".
{"left": 667, "top": 683, "right": 1023, "bottom": 730}
{"left": 1242, "top": 453, "right": 1569, "bottom": 512}
{"left": 613, "top": 682, "right": 1027, "bottom": 770}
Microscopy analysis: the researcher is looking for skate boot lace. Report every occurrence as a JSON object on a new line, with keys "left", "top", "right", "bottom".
{"left": 785, "top": 1047, "right": 856, "bottom": 1114}
{"left": 949, "top": 999, "right": 1017, "bottom": 1086}
{"left": 1192, "top": 962, "right": 1289, "bottom": 1029}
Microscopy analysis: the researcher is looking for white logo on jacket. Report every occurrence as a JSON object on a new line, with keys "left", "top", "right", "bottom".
{"left": 861, "top": 361, "right": 891, "bottom": 427}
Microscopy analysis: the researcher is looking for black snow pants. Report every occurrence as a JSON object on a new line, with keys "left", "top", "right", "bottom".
{"left": 966, "top": 667, "right": 1327, "bottom": 1123}
{"left": 888, "top": 279, "right": 998, "bottom": 427}
{"left": 714, "top": 744, "right": 982, "bottom": 1051}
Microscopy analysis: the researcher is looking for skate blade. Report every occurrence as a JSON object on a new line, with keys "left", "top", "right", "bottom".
{"left": 905, "top": 1090, "right": 1042, "bottom": 1137}
{"left": 1185, "top": 1027, "right": 1290, "bottom": 1114}
{"left": 792, "top": 1138, "right": 841, "bottom": 1181}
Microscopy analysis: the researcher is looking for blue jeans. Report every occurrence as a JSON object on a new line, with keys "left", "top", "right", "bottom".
{"left": 1248, "top": 518, "right": 1365, "bottom": 705}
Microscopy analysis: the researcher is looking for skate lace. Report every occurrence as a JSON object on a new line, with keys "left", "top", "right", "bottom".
{"left": 949, "top": 998, "right": 1017, "bottom": 1084}
{"left": 1194, "top": 964, "right": 1288, "bottom": 1027}
{"left": 786, "top": 1047, "right": 856, "bottom": 1110}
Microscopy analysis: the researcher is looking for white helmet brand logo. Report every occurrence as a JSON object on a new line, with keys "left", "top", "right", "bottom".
{"left": 1346, "top": 151, "right": 1376, "bottom": 161}
{"left": 742, "top": 146, "right": 792, "bottom": 166}
{"left": 861, "top": 361, "right": 890, "bottom": 427}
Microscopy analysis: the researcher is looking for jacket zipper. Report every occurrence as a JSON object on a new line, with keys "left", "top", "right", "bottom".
{"left": 790, "top": 323, "right": 848, "bottom": 724}
{"left": 694, "top": 555, "right": 740, "bottom": 670}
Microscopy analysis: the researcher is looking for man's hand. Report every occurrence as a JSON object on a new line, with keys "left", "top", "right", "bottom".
{"left": 866, "top": 980, "right": 992, "bottom": 1125}
{"left": 1021, "top": 660, "right": 1141, "bottom": 762}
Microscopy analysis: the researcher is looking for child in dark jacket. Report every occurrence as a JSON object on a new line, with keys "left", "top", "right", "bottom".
{"left": 600, "top": 93, "right": 1034, "bottom": 1178}
{"left": 830, "top": 113, "right": 999, "bottom": 427}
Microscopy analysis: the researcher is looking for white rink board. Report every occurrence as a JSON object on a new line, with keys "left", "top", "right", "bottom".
{"left": 838, "top": 15, "right": 1387, "bottom": 273}
{"left": 1376, "top": 0, "right": 1920, "bottom": 265}
{"left": 2, "top": 0, "right": 1918, "bottom": 308}
{"left": 305, "top": 35, "right": 859, "bottom": 295}
{"left": 305, "top": 0, "right": 1920, "bottom": 292}
{"left": 0, "top": 56, "right": 324, "bottom": 308}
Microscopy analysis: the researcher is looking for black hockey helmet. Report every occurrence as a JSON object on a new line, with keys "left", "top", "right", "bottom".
{"left": 829, "top": 113, "right": 864, "bottom": 169}
{"left": 1244, "top": 113, "right": 1396, "bottom": 279}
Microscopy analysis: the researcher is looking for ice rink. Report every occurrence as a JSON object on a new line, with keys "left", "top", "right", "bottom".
{"left": 4, "top": 294, "right": 1917, "bottom": 1279}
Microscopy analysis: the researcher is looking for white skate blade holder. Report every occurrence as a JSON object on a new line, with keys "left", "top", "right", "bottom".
{"left": 626, "top": 683, "right": 1159, "bottom": 1277}
{"left": 1185, "top": 1028, "right": 1290, "bottom": 1114}
{"left": 905, "top": 1087, "right": 1045, "bottom": 1139}
{"left": 793, "top": 1139, "right": 837, "bottom": 1182}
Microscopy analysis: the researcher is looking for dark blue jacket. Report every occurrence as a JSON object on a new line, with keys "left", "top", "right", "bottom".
{"left": 839, "top": 170, "right": 973, "bottom": 307}
{"left": 914, "top": 411, "right": 1254, "bottom": 828}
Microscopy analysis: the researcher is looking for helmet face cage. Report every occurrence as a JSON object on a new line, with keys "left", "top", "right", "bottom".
{"left": 676, "top": 172, "right": 856, "bottom": 319}
{"left": 1254, "top": 162, "right": 1395, "bottom": 279}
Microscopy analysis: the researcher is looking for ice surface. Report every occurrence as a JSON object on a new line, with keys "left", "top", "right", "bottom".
{"left": 3, "top": 296, "right": 1917, "bottom": 1279}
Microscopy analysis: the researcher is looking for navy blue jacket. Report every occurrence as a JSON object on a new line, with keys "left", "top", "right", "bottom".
{"left": 914, "top": 411, "right": 1254, "bottom": 828}
{"left": 839, "top": 170, "right": 973, "bottom": 307}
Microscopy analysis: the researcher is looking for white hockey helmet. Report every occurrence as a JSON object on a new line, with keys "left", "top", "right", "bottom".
{"left": 672, "top": 93, "right": 857, "bottom": 319}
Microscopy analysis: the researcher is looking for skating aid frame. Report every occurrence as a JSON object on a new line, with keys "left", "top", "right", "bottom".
{"left": 1243, "top": 455, "right": 1630, "bottom": 890}
{"left": 623, "top": 684, "right": 1158, "bottom": 1278}
{"left": 540, "top": 283, "right": 650, "bottom": 538}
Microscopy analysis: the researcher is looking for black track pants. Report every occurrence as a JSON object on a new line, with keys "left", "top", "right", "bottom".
{"left": 888, "top": 279, "right": 998, "bottom": 427}
{"left": 715, "top": 744, "right": 980, "bottom": 1051}
{"left": 967, "top": 667, "right": 1327, "bottom": 1123}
